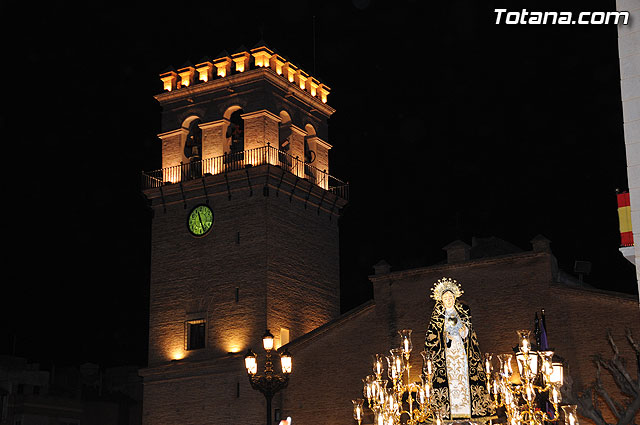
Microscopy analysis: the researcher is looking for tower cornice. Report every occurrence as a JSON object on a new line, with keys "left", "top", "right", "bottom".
{"left": 154, "top": 67, "right": 336, "bottom": 118}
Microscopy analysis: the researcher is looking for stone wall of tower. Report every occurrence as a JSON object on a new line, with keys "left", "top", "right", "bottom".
{"left": 147, "top": 180, "right": 269, "bottom": 365}
{"left": 158, "top": 128, "right": 188, "bottom": 172}
{"left": 142, "top": 359, "right": 265, "bottom": 425}
{"left": 265, "top": 192, "right": 341, "bottom": 340}
{"left": 146, "top": 167, "right": 342, "bottom": 366}
{"left": 289, "top": 126, "right": 307, "bottom": 177}
{"left": 199, "top": 120, "right": 227, "bottom": 163}
{"left": 142, "top": 166, "right": 345, "bottom": 424}
{"left": 242, "top": 110, "right": 281, "bottom": 152}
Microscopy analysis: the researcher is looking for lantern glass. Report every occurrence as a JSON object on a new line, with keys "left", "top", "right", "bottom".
{"left": 373, "top": 354, "right": 385, "bottom": 377}
{"left": 516, "top": 352, "right": 538, "bottom": 377}
{"left": 435, "top": 411, "right": 443, "bottom": 425}
{"left": 244, "top": 350, "right": 257, "bottom": 375}
{"left": 484, "top": 353, "right": 493, "bottom": 375}
{"left": 280, "top": 350, "right": 292, "bottom": 374}
{"left": 377, "top": 379, "right": 388, "bottom": 404}
{"left": 562, "top": 405, "right": 579, "bottom": 425}
{"left": 386, "top": 356, "right": 398, "bottom": 380}
{"left": 552, "top": 383, "right": 562, "bottom": 404}
{"left": 398, "top": 329, "right": 413, "bottom": 354}
{"left": 352, "top": 399, "right": 364, "bottom": 422}
{"left": 421, "top": 350, "right": 433, "bottom": 375}
{"left": 539, "top": 351, "right": 554, "bottom": 379}
{"left": 262, "top": 330, "right": 274, "bottom": 351}
{"left": 363, "top": 375, "right": 375, "bottom": 400}
{"left": 390, "top": 348, "right": 405, "bottom": 374}
{"left": 551, "top": 362, "right": 564, "bottom": 384}
{"left": 517, "top": 329, "right": 532, "bottom": 353}
{"left": 498, "top": 353, "right": 513, "bottom": 377}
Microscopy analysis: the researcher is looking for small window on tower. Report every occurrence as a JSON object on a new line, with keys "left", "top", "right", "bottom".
{"left": 185, "top": 319, "right": 206, "bottom": 350}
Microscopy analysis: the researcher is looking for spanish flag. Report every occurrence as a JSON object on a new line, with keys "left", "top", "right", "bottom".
{"left": 617, "top": 191, "right": 634, "bottom": 247}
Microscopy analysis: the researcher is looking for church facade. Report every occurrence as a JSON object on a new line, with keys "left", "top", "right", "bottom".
{"left": 140, "top": 44, "right": 640, "bottom": 425}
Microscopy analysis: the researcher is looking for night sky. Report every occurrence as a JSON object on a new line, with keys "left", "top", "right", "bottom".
{"left": 2, "top": 0, "right": 636, "bottom": 369}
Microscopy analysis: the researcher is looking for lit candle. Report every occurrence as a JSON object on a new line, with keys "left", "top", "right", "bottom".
{"left": 418, "top": 387, "right": 425, "bottom": 404}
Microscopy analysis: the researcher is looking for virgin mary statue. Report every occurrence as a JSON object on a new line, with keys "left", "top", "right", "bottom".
{"left": 424, "top": 278, "right": 494, "bottom": 421}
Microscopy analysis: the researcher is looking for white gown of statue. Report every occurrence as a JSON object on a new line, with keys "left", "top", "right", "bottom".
{"left": 444, "top": 306, "right": 471, "bottom": 418}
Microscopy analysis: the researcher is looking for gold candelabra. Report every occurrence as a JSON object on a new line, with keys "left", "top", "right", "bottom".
{"left": 353, "top": 328, "right": 580, "bottom": 425}
{"left": 353, "top": 330, "right": 445, "bottom": 425}
{"left": 486, "top": 330, "right": 576, "bottom": 425}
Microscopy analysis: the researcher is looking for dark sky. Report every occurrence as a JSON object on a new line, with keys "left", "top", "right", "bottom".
{"left": 1, "top": 0, "right": 635, "bottom": 369}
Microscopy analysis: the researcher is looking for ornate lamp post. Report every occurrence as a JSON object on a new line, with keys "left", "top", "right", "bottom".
{"left": 244, "top": 330, "right": 292, "bottom": 425}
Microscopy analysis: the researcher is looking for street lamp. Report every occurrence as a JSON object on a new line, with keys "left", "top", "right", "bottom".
{"left": 244, "top": 329, "right": 293, "bottom": 425}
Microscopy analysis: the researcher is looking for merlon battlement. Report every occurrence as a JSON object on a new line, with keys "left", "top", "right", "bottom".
{"left": 159, "top": 43, "right": 331, "bottom": 104}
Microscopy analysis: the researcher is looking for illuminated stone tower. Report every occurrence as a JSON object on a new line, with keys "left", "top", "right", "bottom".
{"left": 139, "top": 44, "right": 348, "bottom": 424}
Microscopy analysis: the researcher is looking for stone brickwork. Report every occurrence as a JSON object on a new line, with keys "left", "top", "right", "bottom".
{"left": 141, "top": 164, "right": 346, "bottom": 424}
{"left": 142, "top": 355, "right": 265, "bottom": 425}
{"left": 158, "top": 128, "right": 188, "bottom": 170}
{"left": 289, "top": 125, "right": 307, "bottom": 177}
{"left": 199, "top": 120, "right": 226, "bottom": 161}
{"left": 242, "top": 110, "right": 281, "bottom": 152}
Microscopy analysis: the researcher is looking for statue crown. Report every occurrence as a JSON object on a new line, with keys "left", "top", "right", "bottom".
{"left": 430, "top": 277, "right": 464, "bottom": 301}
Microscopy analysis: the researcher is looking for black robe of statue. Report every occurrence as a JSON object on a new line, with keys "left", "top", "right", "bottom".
{"left": 424, "top": 301, "right": 494, "bottom": 421}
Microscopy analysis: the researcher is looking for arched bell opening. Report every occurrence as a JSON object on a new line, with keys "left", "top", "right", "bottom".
{"left": 304, "top": 124, "right": 317, "bottom": 181}
{"left": 223, "top": 106, "right": 244, "bottom": 170}
{"left": 181, "top": 115, "right": 203, "bottom": 180}
{"left": 278, "top": 111, "right": 293, "bottom": 171}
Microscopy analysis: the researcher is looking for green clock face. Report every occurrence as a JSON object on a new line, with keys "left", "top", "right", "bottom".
{"left": 188, "top": 204, "right": 214, "bottom": 236}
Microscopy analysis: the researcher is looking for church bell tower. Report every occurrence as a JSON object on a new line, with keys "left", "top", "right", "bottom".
{"left": 140, "top": 43, "right": 347, "bottom": 424}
